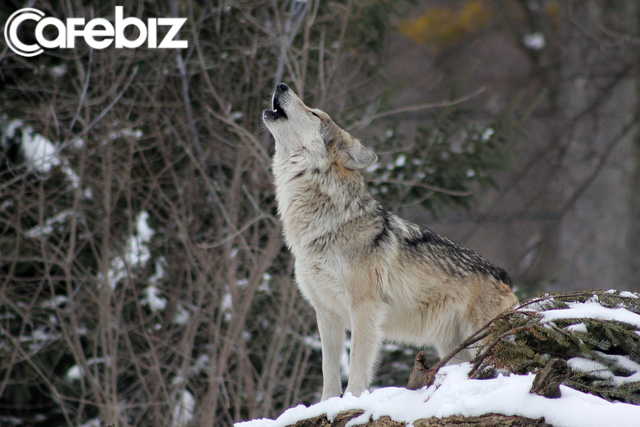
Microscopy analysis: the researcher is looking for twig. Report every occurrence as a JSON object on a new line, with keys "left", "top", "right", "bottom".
{"left": 416, "top": 308, "right": 531, "bottom": 388}
{"left": 348, "top": 87, "right": 485, "bottom": 131}
{"left": 371, "top": 178, "right": 474, "bottom": 197}
{"left": 69, "top": 48, "right": 93, "bottom": 132}
{"left": 273, "top": 0, "right": 311, "bottom": 87}
{"left": 64, "top": 65, "right": 139, "bottom": 150}
{"left": 196, "top": 213, "right": 274, "bottom": 249}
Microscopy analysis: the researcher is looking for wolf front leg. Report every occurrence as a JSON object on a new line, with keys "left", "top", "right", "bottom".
{"left": 316, "top": 309, "right": 345, "bottom": 400}
{"left": 344, "top": 300, "right": 384, "bottom": 397}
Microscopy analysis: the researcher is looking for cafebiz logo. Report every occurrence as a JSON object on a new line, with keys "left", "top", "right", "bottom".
{"left": 4, "top": 7, "right": 188, "bottom": 57}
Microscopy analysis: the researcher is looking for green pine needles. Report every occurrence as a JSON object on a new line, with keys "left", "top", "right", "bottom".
{"left": 471, "top": 290, "right": 640, "bottom": 405}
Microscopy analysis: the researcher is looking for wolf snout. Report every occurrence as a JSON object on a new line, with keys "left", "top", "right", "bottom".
{"left": 276, "top": 83, "right": 289, "bottom": 93}
{"left": 273, "top": 83, "right": 290, "bottom": 112}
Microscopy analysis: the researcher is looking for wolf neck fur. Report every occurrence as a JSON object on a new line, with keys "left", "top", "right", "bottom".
{"left": 273, "top": 148, "right": 375, "bottom": 253}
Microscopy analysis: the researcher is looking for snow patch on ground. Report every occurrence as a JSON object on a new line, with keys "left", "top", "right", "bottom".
{"left": 238, "top": 294, "right": 640, "bottom": 427}
{"left": 235, "top": 363, "right": 640, "bottom": 427}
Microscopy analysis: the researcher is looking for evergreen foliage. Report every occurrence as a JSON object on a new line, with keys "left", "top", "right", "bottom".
{"left": 368, "top": 101, "right": 528, "bottom": 214}
{"left": 472, "top": 290, "right": 640, "bottom": 405}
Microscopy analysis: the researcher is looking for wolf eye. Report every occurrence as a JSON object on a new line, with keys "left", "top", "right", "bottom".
{"left": 310, "top": 111, "right": 320, "bottom": 118}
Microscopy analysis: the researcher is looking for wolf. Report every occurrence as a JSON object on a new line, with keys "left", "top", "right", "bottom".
{"left": 263, "top": 83, "right": 518, "bottom": 400}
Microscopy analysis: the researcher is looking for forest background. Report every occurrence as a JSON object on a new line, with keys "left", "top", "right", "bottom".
{"left": 0, "top": 0, "right": 638, "bottom": 425}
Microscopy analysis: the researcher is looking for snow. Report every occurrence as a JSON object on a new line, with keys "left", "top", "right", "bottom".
{"left": 190, "top": 354, "right": 211, "bottom": 376}
{"left": 231, "top": 111, "right": 245, "bottom": 121}
{"left": 568, "top": 355, "right": 640, "bottom": 386}
{"left": 541, "top": 301, "right": 640, "bottom": 328}
{"left": 523, "top": 32, "right": 545, "bottom": 50}
{"left": 2, "top": 119, "right": 92, "bottom": 198}
{"left": 149, "top": 257, "right": 166, "bottom": 284}
{"left": 135, "top": 211, "right": 154, "bottom": 243}
{"left": 594, "top": 353, "right": 640, "bottom": 385}
{"left": 65, "top": 357, "right": 109, "bottom": 381}
{"left": 238, "top": 295, "right": 640, "bottom": 427}
{"left": 25, "top": 210, "right": 74, "bottom": 238}
{"left": 142, "top": 258, "right": 168, "bottom": 312}
{"left": 620, "top": 291, "right": 639, "bottom": 299}
{"left": 171, "top": 390, "right": 195, "bottom": 427}
{"left": 481, "top": 127, "right": 494, "bottom": 142}
{"left": 107, "top": 128, "right": 143, "bottom": 141}
{"left": 20, "top": 126, "right": 60, "bottom": 173}
{"left": 173, "top": 304, "right": 190, "bottom": 325}
{"left": 394, "top": 154, "right": 406, "bottom": 168}
{"left": 102, "top": 211, "right": 155, "bottom": 289}
{"left": 50, "top": 64, "right": 67, "bottom": 77}
{"left": 2, "top": 119, "right": 23, "bottom": 143}
{"left": 565, "top": 322, "right": 587, "bottom": 333}
{"left": 567, "top": 357, "right": 611, "bottom": 380}
{"left": 40, "top": 295, "right": 69, "bottom": 309}
{"left": 235, "top": 363, "right": 640, "bottom": 427}
{"left": 601, "top": 353, "right": 640, "bottom": 377}
{"left": 141, "top": 285, "right": 167, "bottom": 313}
{"left": 258, "top": 273, "right": 272, "bottom": 293}
{"left": 222, "top": 292, "right": 233, "bottom": 322}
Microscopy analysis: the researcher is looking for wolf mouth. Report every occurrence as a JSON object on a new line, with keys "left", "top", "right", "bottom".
{"left": 263, "top": 84, "right": 289, "bottom": 121}
{"left": 271, "top": 95, "right": 287, "bottom": 119}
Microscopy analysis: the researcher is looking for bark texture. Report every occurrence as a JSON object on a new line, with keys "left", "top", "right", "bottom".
{"left": 289, "top": 410, "right": 550, "bottom": 426}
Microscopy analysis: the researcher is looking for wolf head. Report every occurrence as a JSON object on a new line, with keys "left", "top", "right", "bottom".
{"left": 263, "top": 83, "right": 377, "bottom": 170}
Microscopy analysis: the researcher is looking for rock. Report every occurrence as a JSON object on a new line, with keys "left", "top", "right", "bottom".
{"left": 406, "top": 351, "right": 432, "bottom": 390}
{"left": 530, "top": 358, "right": 568, "bottom": 399}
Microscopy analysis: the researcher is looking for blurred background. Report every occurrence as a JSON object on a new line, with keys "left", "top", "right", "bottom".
{"left": 0, "top": 0, "right": 638, "bottom": 425}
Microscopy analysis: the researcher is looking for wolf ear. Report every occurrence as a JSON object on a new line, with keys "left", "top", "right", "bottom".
{"left": 338, "top": 140, "right": 377, "bottom": 170}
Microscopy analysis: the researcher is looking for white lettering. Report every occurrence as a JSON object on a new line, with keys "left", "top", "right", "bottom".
{"left": 36, "top": 17, "right": 67, "bottom": 49}
{"left": 147, "top": 18, "right": 157, "bottom": 48}
{"left": 158, "top": 18, "right": 188, "bottom": 49}
{"left": 114, "top": 6, "right": 147, "bottom": 49}
{"left": 65, "top": 18, "right": 85, "bottom": 48}
{"left": 5, "top": 8, "right": 45, "bottom": 57}
{"left": 83, "top": 18, "right": 114, "bottom": 49}
{"left": 4, "top": 7, "right": 189, "bottom": 57}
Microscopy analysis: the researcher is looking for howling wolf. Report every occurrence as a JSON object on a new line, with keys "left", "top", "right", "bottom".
{"left": 263, "top": 83, "right": 517, "bottom": 400}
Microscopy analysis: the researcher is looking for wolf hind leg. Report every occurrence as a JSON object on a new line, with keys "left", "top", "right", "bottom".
{"left": 317, "top": 309, "right": 345, "bottom": 400}
{"left": 344, "top": 300, "right": 385, "bottom": 397}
